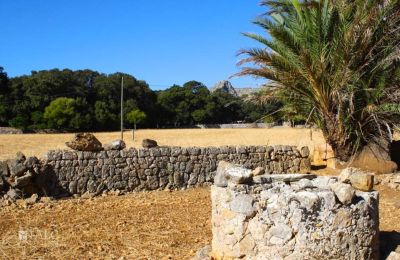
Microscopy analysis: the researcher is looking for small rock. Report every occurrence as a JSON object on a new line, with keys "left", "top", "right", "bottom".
{"left": 103, "top": 140, "right": 126, "bottom": 151}
{"left": 0, "top": 161, "right": 9, "bottom": 177}
{"left": 330, "top": 182, "right": 355, "bottom": 205}
{"left": 252, "top": 167, "right": 265, "bottom": 176}
{"left": 24, "top": 156, "right": 40, "bottom": 169}
{"left": 230, "top": 194, "right": 256, "bottom": 217}
{"left": 12, "top": 171, "right": 33, "bottom": 188}
{"left": 66, "top": 133, "right": 103, "bottom": 151}
{"left": 15, "top": 152, "right": 26, "bottom": 163}
{"left": 339, "top": 168, "right": 374, "bottom": 191}
{"left": 142, "top": 139, "right": 158, "bottom": 148}
{"left": 6, "top": 189, "right": 22, "bottom": 201}
{"left": 226, "top": 166, "right": 252, "bottom": 184}
{"left": 9, "top": 161, "right": 27, "bottom": 177}
{"left": 192, "top": 245, "right": 211, "bottom": 260}
{"left": 25, "top": 194, "right": 38, "bottom": 205}
{"left": 300, "top": 146, "right": 310, "bottom": 158}
{"left": 269, "top": 224, "right": 293, "bottom": 245}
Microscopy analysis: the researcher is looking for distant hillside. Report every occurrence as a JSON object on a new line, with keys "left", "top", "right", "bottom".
{"left": 210, "top": 80, "right": 261, "bottom": 97}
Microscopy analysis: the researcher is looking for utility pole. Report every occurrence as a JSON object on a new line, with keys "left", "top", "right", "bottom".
{"left": 120, "top": 76, "right": 124, "bottom": 140}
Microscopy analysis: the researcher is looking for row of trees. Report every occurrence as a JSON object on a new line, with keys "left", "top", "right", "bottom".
{"left": 0, "top": 67, "right": 277, "bottom": 131}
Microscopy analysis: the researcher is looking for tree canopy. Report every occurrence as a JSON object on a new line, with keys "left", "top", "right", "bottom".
{"left": 0, "top": 68, "right": 273, "bottom": 131}
{"left": 238, "top": 0, "right": 400, "bottom": 161}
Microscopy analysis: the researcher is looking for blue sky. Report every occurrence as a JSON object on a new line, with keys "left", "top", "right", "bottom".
{"left": 0, "top": 0, "right": 267, "bottom": 90}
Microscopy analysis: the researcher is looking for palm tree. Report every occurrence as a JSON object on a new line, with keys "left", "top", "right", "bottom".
{"left": 237, "top": 0, "right": 400, "bottom": 161}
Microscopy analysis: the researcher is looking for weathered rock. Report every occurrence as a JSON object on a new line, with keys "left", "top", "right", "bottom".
{"left": 66, "top": 133, "right": 103, "bottom": 151}
{"left": 142, "top": 139, "right": 158, "bottom": 148}
{"left": 387, "top": 251, "right": 400, "bottom": 260}
{"left": 229, "top": 194, "right": 256, "bottom": 217}
{"left": 103, "top": 140, "right": 126, "bottom": 151}
{"left": 192, "top": 245, "right": 211, "bottom": 260}
{"left": 24, "top": 156, "right": 40, "bottom": 169}
{"left": 269, "top": 173, "right": 316, "bottom": 182}
{"left": 349, "top": 138, "right": 397, "bottom": 174}
{"left": 330, "top": 182, "right": 355, "bottom": 205}
{"left": 252, "top": 166, "right": 265, "bottom": 176}
{"left": 211, "top": 164, "right": 379, "bottom": 260}
{"left": 12, "top": 171, "right": 33, "bottom": 188}
{"left": 0, "top": 161, "right": 9, "bottom": 177}
{"left": 339, "top": 167, "right": 374, "bottom": 191}
{"left": 300, "top": 146, "right": 310, "bottom": 158}
{"left": 25, "top": 193, "right": 39, "bottom": 205}
{"left": 15, "top": 151, "right": 26, "bottom": 163}
{"left": 6, "top": 188, "right": 22, "bottom": 200}
{"left": 226, "top": 165, "right": 252, "bottom": 185}
{"left": 210, "top": 80, "right": 238, "bottom": 97}
{"left": 9, "top": 160, "right": 27, "bottom": 177}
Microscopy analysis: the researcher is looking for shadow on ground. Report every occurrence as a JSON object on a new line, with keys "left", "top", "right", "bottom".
{"left": 380, "top": 231, "right": 400, "bottom": 259}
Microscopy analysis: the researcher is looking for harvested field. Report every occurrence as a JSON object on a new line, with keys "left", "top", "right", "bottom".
{"left": 0, "top": 128, "right": 325, "bottom": 160}
{"left": 0, "top": 185, "right": 399, "bottom": 259}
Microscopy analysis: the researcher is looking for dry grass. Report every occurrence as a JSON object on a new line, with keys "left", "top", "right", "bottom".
{"left": 0, "top": 185, "right": 398, "bottom": 259}
{"left": 0, "top": 128, "right": 325, "bottom": 160}
{"left": 0, "top": 188, "right": 212, "bottom": 260}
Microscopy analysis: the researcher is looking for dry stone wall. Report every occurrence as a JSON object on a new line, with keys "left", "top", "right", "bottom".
{"left": 44, "top": 145, "right": 310, "bottom": 196}
{"left": 210, "top": 162, "right": 379, "bottom": 260}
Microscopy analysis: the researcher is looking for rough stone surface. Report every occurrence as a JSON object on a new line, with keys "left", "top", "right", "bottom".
{"left": 41, "top": 145, "right": 310, "bottom": 196}
{"left": 339, "top": 167, "right": 374, "bottom": 191}
{"left": 251, "top": 166, "right": 264, "bottom": 176}
{"left": 142, "top": 139, "right": 158, "bottom": 148}
{"left": 103, "top": 140, "right": 126, "bottom": 151}
{"left": 330, "top": 182, "right": 355, "bottom": 205}
{"left": 65, "top": 133, "right": 103, "bottom": 151}
{"left": 211, "top": 164, "right": 379, "bottom": 260}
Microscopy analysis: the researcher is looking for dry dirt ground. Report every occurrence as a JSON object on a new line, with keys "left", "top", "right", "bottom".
{"left": 0, "top": 185, "right": 398, "bottom": 259}
{"left": 0, "top": 129, "right": 399, "bottom": 259}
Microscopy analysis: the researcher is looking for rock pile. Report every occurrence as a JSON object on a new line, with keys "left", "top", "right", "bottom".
{"left": 0, "top": 152, "right": 44, "bottom": 201}
{"left": 206, "top": 161, "right": 379, "bottom": 260}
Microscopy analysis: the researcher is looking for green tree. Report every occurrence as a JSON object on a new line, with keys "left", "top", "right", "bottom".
{"left": 237, "top": 0, "right": 400, "bottom": 161}
{"left": 44, "top": 97, "right": 83, "bottom": 130}
{"left": 126, "top": 109, "right": 146, "bottom": 130}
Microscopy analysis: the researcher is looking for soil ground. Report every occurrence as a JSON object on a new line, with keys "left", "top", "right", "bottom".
{"left": 0, "top": 184, "right": 398, "bottom": 259}
{"left": 0, "top": 129, "right": 399, "bottom": 259}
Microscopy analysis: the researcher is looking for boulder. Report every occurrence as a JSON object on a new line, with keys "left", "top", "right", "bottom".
{"left": 66, "top": 133, "right": 103, "bottom": 151}
{"left": 349, "top": 137, "right": 397, "bottom": 174}
{"left": 339, "top": 167, "right": 374, "bottom": 191}
{"left": 103, "top": 139, "right": 126, "bottom": 151}
{"left": 330, "top": 182, "right": 355, "bottom": 205}
{"left": 142, "top": 139, "right": 158, "bottom": 148}
{"left": 192, "top": 245, "right": 211, "bottom": 260}
{"left": 24, "top": 156, "right": 40, "bottom": 169}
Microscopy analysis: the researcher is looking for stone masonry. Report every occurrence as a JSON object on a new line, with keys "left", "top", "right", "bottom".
{"left": 210, "top": 162, "right": 379, "bottom": 260}
{"left": 44, "top": 145, "right": 310, "bottom": 196}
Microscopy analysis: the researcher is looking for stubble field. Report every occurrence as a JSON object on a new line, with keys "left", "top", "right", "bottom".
{"left": 0, "top": 128, "right": 398, "bottom": 259}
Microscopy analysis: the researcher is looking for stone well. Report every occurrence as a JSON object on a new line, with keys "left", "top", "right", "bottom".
{"left": 210, "top": 162, "right": 379, "bottom": 260}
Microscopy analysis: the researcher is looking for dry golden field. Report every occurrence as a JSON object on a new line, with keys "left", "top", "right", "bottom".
{"left": 0, "top": 128, "right": 325, "bottom": 160}
{"left": 0, "top": 128, "right": 399, "bottom": 259}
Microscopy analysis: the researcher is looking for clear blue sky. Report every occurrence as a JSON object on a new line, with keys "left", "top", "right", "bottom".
{"left": 0, "top": 0, "right": 267, "bottom": 90}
